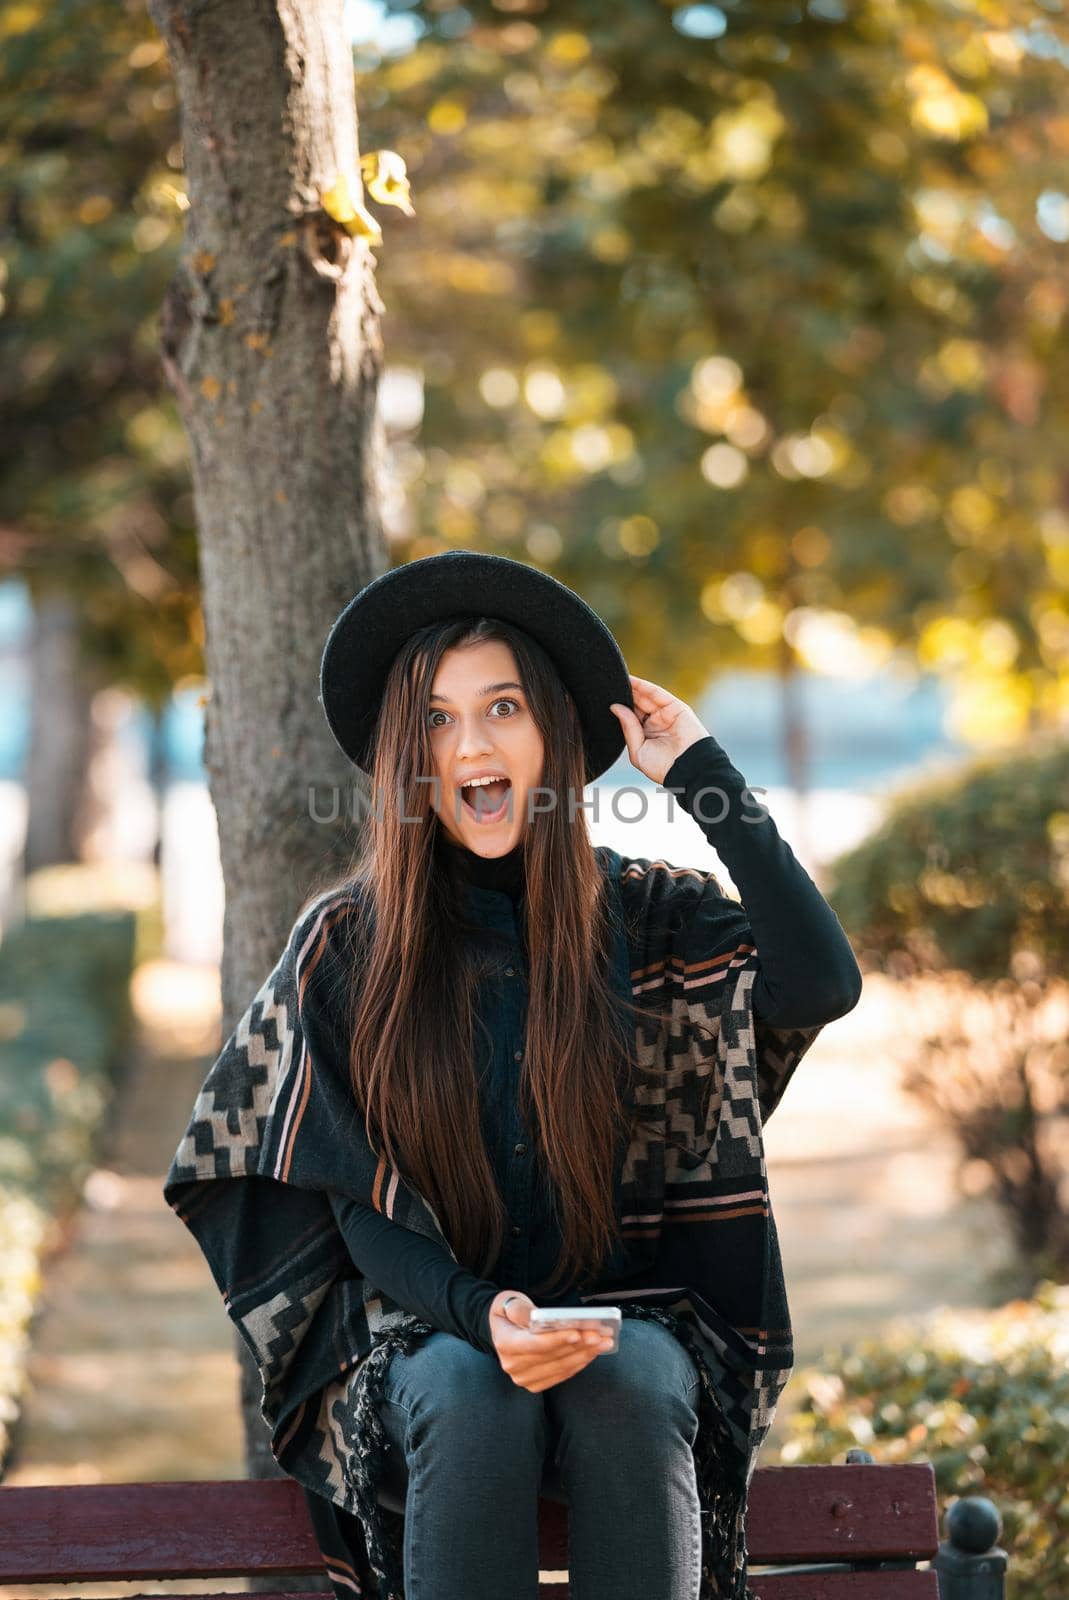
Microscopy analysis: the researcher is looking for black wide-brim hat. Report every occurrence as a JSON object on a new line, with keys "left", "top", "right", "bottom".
{"left": 318, "top": 550, "right": 634, "bottom": 783}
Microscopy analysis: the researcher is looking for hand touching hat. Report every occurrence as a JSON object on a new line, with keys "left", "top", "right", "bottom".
{"left": 609, "top": 674, "right": 711, "bottom": 786}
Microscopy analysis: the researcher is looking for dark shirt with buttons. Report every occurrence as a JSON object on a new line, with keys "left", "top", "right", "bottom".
{"left": 466, "top": 862, "right": 579, "bottom": 1302}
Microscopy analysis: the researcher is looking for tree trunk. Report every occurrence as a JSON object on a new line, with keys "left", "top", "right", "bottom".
{"left": 146, "top": 0, "right": 386, "bottom": 1482}
{"left": 146, "top": 704, "right": 167, "bottom": 871}
{"left": 23, "top": 589, "right": 96, "bottom": 874}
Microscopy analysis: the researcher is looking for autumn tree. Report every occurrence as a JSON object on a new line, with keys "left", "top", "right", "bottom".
{"left": 0, "top": 0, "right": 199, "bottom": 866}
{"left": 357, "top": 1, "right": 1069, "bottom": 755}
{"left": 145, "top": 0, "right": 390, "bottom": 1474}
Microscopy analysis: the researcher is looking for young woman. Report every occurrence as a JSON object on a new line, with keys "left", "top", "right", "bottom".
{"left": 165, "top": 550, "right": 863, "bottom": 1600}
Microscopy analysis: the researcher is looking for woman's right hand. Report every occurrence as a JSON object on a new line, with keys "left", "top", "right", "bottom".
{"left": 487, "top": 1289, "right": 614, "bottom": 1393}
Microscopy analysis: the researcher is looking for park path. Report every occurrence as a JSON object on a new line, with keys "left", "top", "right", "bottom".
{"left": 0, "top": 958, "right": 245, "bottom": 1490}
{"left": 0, "top": 961, "right": 1017, "bottom": 1592}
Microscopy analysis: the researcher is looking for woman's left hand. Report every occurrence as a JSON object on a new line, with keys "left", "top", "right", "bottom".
{"left": 609, "top": 674, "right": 710, "bottom": 786}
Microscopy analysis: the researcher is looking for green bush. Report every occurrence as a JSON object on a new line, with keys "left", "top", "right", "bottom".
{"left": 826, "top": 735, "right": 1069, "bottom": 982}
{"left": 779, "top": 1281, "right": 1069, "bottom": 1600}
{"left": 826, "top": 736, "right": 1069, "bottom": 1285}
{"left": 0, "top": 907, "right": 137, "bottom": 1472}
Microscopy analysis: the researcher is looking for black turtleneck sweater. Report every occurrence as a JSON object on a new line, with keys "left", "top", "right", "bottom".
{"left": 329, "top": 734, "right": 862, "bottom": 1358}
{"left": 441, "top": 834, "right": 527, "bottom": 899}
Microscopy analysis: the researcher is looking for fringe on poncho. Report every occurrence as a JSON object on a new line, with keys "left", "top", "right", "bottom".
{"left": 164, "top": 845, "right": 826, "bottom": 1599}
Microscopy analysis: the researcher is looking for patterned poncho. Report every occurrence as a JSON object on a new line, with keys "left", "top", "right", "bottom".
{"left": 164, "top": 844, "right": 825, "bottom": 1600}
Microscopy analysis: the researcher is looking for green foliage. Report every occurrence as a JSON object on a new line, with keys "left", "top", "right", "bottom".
{"left": 826, "top": 737, "right": 1069, "bottom": 1282}
{"left": 6, "top": 0, "right": 1069, "bottom": 731}
{"left": 358, "top": 1, "right": 1069, "bottom": 728}
{"left": 0, "top": 910, "right": 135, "bottom": 1195}
{"left": 0, "top": 0, "right": 200, "bottom": 703}
{"left": 0, "top": 906, "right": 137, "bottom": 1472}
{"left": 825, "top": 735, "right": 1069, "bottom": 981}
{"left": 779, "top": 1282, "right": 1069, "bottom": 1600}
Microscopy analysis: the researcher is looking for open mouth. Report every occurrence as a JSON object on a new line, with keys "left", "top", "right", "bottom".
{"left": 458, "top": 777, "right": 512, "bottom": 824}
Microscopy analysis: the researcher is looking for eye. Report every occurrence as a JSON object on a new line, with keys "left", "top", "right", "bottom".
{"left": 427, "top": 698, "right": 521, "bottom": 728}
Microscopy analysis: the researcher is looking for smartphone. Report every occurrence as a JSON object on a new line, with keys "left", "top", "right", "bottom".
{"left": 528, "top": 1305, "right": 621, "bottom": 1352}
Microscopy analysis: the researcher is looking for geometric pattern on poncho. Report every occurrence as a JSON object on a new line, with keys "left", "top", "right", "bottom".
{"left": 164, "top": 844, "right": 827, "bottom": 1600}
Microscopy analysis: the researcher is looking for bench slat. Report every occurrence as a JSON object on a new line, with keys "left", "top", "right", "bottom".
{"left": 0, "top": 1463, "right": 940, "bottom": 1583}
{"left": 0, "top": 1481, "right": 323, "bottom": 1581}
{"left": 538, "top": 1499, "right": 567, "bottom": 1565}
{"left": 0, "top": 1576, "right": 943, "bottom": 1600}
{"left": 745, "top": 1464, "right": 939, "bottom": 1563}
{"left": 69, "top": 1590, "right": 572, "bottom": 1600}
{"left": 749, "top": 1575, "right": 939, "bottom": 1598}
{"left": 51, "top": 1594, "right": 333, "bottom": 1600}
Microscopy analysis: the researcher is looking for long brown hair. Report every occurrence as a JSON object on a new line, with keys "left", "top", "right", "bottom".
{"left": 323, "top": 616, "right": 667, "bottom": 1295}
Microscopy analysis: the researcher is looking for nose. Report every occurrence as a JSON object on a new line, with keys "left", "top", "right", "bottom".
{"left": 454, "top": 714, "right": 496, "bottom": 762}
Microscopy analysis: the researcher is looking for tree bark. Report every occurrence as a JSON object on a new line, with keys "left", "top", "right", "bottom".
{"left": 146, "top": 0, "right": 386, "bottom": 1482}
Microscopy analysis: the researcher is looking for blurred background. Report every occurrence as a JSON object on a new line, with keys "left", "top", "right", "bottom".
{"left": 1, "top": 1, "right": 1067, "bottom": 1594}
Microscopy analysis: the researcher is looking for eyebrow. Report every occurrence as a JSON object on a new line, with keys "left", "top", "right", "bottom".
{"left": 428, "top": 681, "right": 524, "bottom": 704}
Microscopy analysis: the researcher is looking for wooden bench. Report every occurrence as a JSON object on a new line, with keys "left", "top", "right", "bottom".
{"left": 0, "top": 1454, "right": 1006, "bottom": 1598}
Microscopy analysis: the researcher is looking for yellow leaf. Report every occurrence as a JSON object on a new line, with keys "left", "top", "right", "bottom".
{"left": 547, "top": 31, "right": 590, "bottom": 65}
{"left": 359, "top": 149, "right": 415, "bottom": 217}
{"left": 1, "top": 5, "right": 43, "bottom": 39}
{"left": 321, "top": 172, "right": 355, "bottom": 222}
{"left": 428, "top": 99, "right": 466, "bottom": 135}
{"left": 320, "top": 173, "right": 383, "bottom": 244}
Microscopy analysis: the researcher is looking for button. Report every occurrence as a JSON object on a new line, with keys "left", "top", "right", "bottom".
{"left": 504, "top": 966, "right": 516, "bottom": 977}
{"left": 514, "top": 1142, "right": 527, "bottom": 1156}
{"left": 513, "top": 1050, "right": 523, "bottom": 1062}
{"left": 511, "top": 1224, "right": 521, "bottom": 1237}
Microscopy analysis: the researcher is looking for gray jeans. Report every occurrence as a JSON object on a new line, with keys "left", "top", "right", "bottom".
{"left": 376, "top": 1314, "right": 704, "bottom": 1600}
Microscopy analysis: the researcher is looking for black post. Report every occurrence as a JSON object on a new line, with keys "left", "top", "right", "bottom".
{"left": 935, "top": 1496, "right": 1008, "bottom": 1599}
